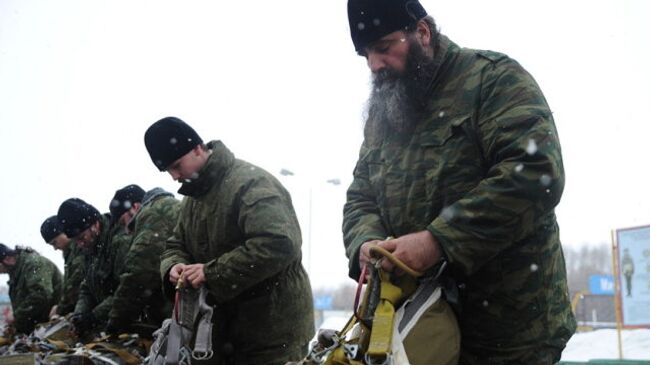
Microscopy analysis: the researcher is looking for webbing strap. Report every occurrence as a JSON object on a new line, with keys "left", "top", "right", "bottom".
{"left": 366, "top": 270, "right": 402, "bottom": 361}
{"left": 86, "top": 342, "right": 142, "bottom": 365}
{"left": 192, "top": 287, "right": 214, "bottom": 360}
{"left": 164, "top": 320, "right": 184, "bottom": 365}
{"left": 46, "top": 339, "right": 70, "bottom": 351}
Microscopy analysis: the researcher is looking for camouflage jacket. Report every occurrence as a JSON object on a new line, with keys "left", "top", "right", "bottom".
{"left": 75, "top": 215, "right": 131, "bottom": 325}
{"left": 7, "top": 248, "right": 62, "bottom": 334}
{"left": 343, "top": 35, "right": 576, "bottom": 359}
{"left": 160, "top": 141, "right": 314, "bottom": 365}
{"left": 56, "top": 240, "right": 86, "bottom": 315}
{"left": 109, "top": 188, "right": 179, "bottom": 327}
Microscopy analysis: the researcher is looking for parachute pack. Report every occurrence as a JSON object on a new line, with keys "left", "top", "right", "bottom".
{"left": 0, "top": 284, "right": 213, "bottom": 365}
{"left": 0, "top": 317, "right": 150, "bottom": 365}
{"left": 146, "top": 285, "right": 213, "bottom": 365}
{"left": 289, "top": 246, "right": 460, "bottom": 365}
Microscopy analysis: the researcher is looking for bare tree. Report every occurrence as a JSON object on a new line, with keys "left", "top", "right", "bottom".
{"left": 563, "top": 242, "right": 612, "bottom": 294}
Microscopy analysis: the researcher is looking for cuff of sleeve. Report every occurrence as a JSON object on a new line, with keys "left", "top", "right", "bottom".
{"left": 427, "top": 218, "right": 454, "bottom": 264}
{"left": 347, "top": 234, "right": 384, "bottom": 281}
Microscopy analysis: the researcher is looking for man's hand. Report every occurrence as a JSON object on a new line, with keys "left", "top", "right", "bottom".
{"left": 182, "top": 263, "right": 206, "bottom": 288}
{"left": 169, "top": 263, "right": 186, "bottom": 285}
{"left": 49, "top": 305, "right": 59, "bottom": 319}
{"left": 359, "top": 239, "right": 386, "bottom": 273}
{"left": 376, "top": 231, "right": 442, "bottom": 273}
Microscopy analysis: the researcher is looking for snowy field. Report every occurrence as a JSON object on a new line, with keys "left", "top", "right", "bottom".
{"left": 561, "top": 328, "right": 650, "bottom": 362}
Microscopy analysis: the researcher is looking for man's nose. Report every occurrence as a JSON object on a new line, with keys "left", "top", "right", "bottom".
{"left": 367, "top": 53, "right": 386, "bottom": 73}
{"left": 169, "top": 170, "right": 180, "bottom": 181}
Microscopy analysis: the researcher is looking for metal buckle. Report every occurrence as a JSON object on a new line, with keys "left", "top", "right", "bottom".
{"left": 192, "top": 350, "right": 214, "bottom": 360}
{"left": 365, "top": 352, "right": 392, "bottom": 365}
{"left": 343, "top": 343, "right": 359, "bottom": 359}
{"left": 306, "top": 334, "right": 341, "bottom": 364}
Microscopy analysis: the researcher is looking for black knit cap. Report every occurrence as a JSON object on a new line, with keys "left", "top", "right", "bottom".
{"left": 0, "top": 243, "right": 16, "bottom": 260}
{"left": 40, "top": 215, "right": 64, "bottom": 243}
{"left": 57, "top": 198, "right": 101, "bottom": 238}
{"left": 144, "top": 116, "right": 203, "bottom": 171}
{"left": 347, "top": 0, "right": 427, "bottom": 53}
{"left": 109, "top": 184, "right": 145, "bottom": 224}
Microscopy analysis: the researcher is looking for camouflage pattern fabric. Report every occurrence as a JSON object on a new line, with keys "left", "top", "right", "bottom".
{"left": 343, "top": 34, "right": 576, "bottom": 362}
{"left": 74, "top": 215, "right": 130, "bottom": 326}
{"left": 109, "top": 189, "right": 179, "bottom": 328}
{"left": 7, "top": 248, "right": 62, "bottom": 334}
{"left": 56, "top": 240, "right": 85, "bottom": 316}
{"left": 160, "top": 140, "right": 314, "bottom": 365}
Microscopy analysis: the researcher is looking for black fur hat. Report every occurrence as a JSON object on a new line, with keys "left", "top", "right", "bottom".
{"left": 144, "top": 116, "right": 203, "bottom": 171}
{"left": 347, "top": 0, "right": 427, "bottom": 52}
{"left": 40, "top": 215, "right": 64, "bottom": 243}
{"left": 57, "top": 198, "right": 101, "bottom": 238}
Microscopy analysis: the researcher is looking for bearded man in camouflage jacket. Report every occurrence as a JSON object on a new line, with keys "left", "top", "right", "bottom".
{"left": 144, "top": 117, "right": 314, "bottom": 365}
{"left": 342, "top": 0, "right": 576, "bottom": 363}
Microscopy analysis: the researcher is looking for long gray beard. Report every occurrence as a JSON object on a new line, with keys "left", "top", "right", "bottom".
{"left": 366, "top": 71, "right": 416, "bottom": 134}
{"left": 363, "top": 38, "right": 436, "bottom": 144}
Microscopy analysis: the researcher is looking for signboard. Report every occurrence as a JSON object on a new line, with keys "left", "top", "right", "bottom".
{"left": 589, "top": 274, "right": 615, "bottom": 295}
{"left": 614, "top": 224, "right": 650, "bottom": 328}
{"left": 314, "top": 295, "right": 333, "bottom": 311}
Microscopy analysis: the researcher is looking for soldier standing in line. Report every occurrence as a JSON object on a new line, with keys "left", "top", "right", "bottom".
{"left": 57, "top": 198, "right": 124, "bottom": 336}
{"left": 0, "top": 243, "right": 62, "bottom": 335}
{"left": 40, "top": 215, "right": 86, "bottom": 317}
{"left": 144, "top": 116, "right": 314, "bottom": 365}
{"left": 342, "top": 0, "right": 576, "bottom": 363}
{"left": 105, "top": 185, "right": 180, "bottom": 335}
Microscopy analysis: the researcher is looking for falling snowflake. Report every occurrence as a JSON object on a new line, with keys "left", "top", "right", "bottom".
{"left": 530, "top": 263, "right": 539, "bottom": 272}
{"left": 438, "top": 111, "right": 445, "bottom": 118}
{"left": 515, "top": 164, "right": 524, "bottom": 172}
{"left": 539, "top": 174, "right": 552, "bottom": 186}
{"left": 357, "top": 22, "right": 365, "bottom": 30}
{"left": 440, "top": 206, "right": 455, "bottom": 221}
{"left": 170, "top": 137, "right": 177, "bottom": 145}
{"left": 526, "top": 139, "right": 538, "bottom": 155}
{"left": 372, "top": 18, "right": 380, "bottom": 26}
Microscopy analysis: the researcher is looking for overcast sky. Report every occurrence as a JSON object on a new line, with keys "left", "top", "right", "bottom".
{"left": 0, "top": 0, "right": 648, "bottom": 289}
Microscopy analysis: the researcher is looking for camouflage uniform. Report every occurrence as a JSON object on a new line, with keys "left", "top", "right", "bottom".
{"left": 160, "top": 140, "right": 314, "bottom": 365}
{"left": 75, "top": 215, "right": 131, "bottom": 326}
{"left": 109, "top": 188, "right": 180, "bottom": 329}
{"left": 7, "top": 247, "right": 62, "bottom": 334}
{"left": 56, "top": 240, "right": 86, "bottom": 316}
{"left": 343, "top": 35, "right": 576, "bottom": 363}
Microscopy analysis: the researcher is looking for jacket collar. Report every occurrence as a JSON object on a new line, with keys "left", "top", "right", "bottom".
{"left": 127, "top": 187, "right": 175, "bottom": 231}
{"left": 422, "top": 34, "right": 456, "bottom": 102}
{"left": 178, "top": 140, "right": 235, "bottom": 198}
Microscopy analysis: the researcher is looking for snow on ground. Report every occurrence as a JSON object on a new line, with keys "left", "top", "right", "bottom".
{"left": 561, "top": 328, "right": 650, "bottom": 361}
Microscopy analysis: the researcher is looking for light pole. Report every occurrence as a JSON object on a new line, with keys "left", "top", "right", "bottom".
{"left": 279, "top": 169, "right": 340, "bottom": 275}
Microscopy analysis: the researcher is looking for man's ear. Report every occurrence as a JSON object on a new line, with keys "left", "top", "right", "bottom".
{"left": 415, "top": 19, "right": 431, "bottom": 48}
{"left": 192, "top": 144, "right": 203, "bottom": 156}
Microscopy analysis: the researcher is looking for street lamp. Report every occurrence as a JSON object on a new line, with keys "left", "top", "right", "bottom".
{"left": 279, "top": 169, "right": 341, "bottom": 275}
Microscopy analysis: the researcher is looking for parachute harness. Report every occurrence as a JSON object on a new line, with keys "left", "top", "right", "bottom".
{"left": 304, "top": 244, "right": 424, "bottom": 365}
